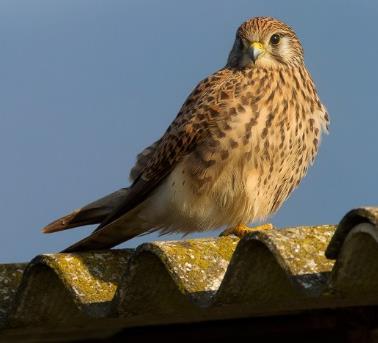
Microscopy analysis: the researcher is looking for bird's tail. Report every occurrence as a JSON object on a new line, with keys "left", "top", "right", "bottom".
{"left": 61, "top": 213, "right": 151, "bottom": 252}
{"left": 42, "top": 188, "right": 153, "bottom": 252}
{"left": 42, "top": 188, "right": 129, "bottom": 233}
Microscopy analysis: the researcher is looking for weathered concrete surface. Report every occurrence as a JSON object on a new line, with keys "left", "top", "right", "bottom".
{"left": 326, "top": 207, "right": 378, "bottom": 259}
{"left": 0, "top": 208, "right": 378, "bottom": 341}
{"left": 215, "top": 225, "right": 335, "bottom": 310}
{"left": 0, "top": 264, "right": 26, "bottom": 322}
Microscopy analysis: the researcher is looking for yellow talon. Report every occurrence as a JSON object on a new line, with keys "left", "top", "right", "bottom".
{"left": 220, "top": 223, "right": 274, "bottom": 238}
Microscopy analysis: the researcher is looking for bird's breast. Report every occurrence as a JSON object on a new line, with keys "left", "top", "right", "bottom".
{"left": 146, "top": 67, "right": 328, "bottom": 231}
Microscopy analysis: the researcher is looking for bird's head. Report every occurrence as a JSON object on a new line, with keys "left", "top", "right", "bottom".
{"left": 227, "top": 17, "right": 304, "bottom": 69}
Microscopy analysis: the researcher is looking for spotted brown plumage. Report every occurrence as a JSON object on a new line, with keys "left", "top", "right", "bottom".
{"left": 42, "top": 16, "right": 329, "bottom": 252}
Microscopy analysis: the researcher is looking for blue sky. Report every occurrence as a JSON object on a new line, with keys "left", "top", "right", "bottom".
{"left": 0, "top": 0, "right": 377, "bottom": 262}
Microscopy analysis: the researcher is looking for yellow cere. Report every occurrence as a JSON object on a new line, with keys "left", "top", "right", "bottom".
{"left": 251, "top": 41, "right": 265, "bottom": 51}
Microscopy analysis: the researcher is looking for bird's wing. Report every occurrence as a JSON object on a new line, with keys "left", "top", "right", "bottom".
{"left": 128, "top": 139, "right": 162, "bottom": 182}
{"left": 97, "top": 72, "right": 230, "bottom": 230}
{"left": 61, "top": 69, "right": 235, "bottom": 251}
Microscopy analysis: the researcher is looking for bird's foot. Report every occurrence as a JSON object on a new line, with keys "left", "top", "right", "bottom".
{"left": 220, "top": 223, "right": 274, "bottom": 238}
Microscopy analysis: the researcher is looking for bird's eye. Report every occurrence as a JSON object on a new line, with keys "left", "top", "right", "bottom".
{"left": 270, "top": 34, "right": 281, "bottom": 45}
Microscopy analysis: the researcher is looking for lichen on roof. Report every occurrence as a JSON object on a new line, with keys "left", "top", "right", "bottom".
{"left": 9, "top": 249, "right": 133, "bottom": 323}
{"left": 1, "top": 207, "right": 378, "bottom": 342}
{"left": 158, "top": 237, "right": 237, "bottom": 301}
{"left": 215, "top": 225, "right": 336, "bottom": 307}
{"left": 144, "top": 237, "right": 239, "bottom": 295}
{"left": 0, "top": 264, "right": 26, "bottom": 322}
{"left": 37, "top": 250, "right": 133, "bottom": 306}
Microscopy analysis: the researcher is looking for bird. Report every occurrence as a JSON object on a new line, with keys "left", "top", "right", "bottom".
{"left": 42, "top": 16, "right": 329, "bottom": 253}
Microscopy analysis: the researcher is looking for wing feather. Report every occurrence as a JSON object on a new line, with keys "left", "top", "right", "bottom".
{"left": 63, "top": 68, "right": 236, "bottom": 250}
{"left": 96, "top": 69, "right": 233, "bottom": 230}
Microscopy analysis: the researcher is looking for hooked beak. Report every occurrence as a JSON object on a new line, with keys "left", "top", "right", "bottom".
{"left": 248, "top": 41, "right": 265, "bottom": 63}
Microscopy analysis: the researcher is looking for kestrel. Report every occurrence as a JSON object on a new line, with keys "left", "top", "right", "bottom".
{"left": 43, "top": 17, "right": 329, "bottom": 252}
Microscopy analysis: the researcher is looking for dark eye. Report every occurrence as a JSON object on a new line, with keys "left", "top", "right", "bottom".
{"left": 270, "top": 34, "right": 280, "bottom": 45}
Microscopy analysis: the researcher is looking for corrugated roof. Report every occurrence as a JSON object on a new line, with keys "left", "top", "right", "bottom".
{"left": 1, "top": 207, "right": 378, "bottom": 341}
